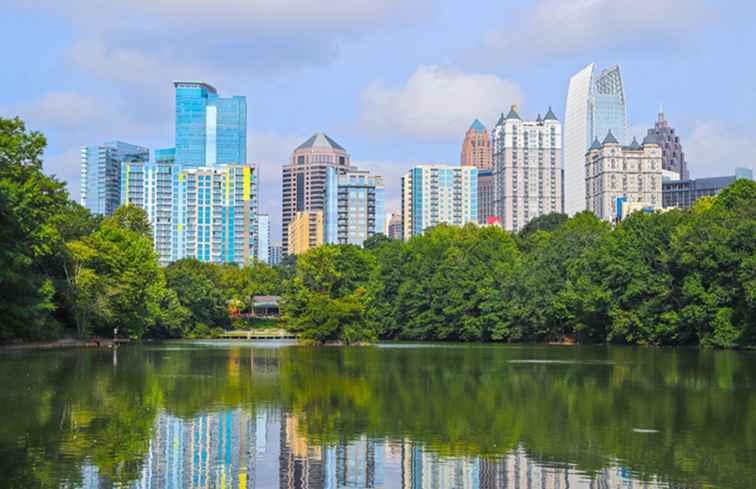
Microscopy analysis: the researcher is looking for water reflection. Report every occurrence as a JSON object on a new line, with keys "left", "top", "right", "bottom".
{"left": 1, "top": 343, "right": 754, "bottom": 489}
{"left": 78, "top": 408, "right": 669, "bottom": 489}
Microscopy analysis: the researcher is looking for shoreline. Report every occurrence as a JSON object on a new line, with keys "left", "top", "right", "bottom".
{"left": 1, "top": 338, "right": 126, "bottom": 352}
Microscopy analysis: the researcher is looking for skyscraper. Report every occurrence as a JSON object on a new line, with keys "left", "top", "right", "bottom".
{"left": 564, "top": 64, "right": 628, "bottom": 215}
{"left": 492, "top": 106, "right": 562, "bottom": 232}
{"left": 121, "top": 159, "right": 175, "bottom": 265}
{"left": 325, "top": 168, "right": 385, "bottom": 246}
{"left": 585, "top": 131, "right": 662, "bottom": 222}
{"left": 174, "top": 164, "right": 257, "bottom": 265}
{"left": 257, "top": 214, "right": 271, "bottom": 264}
{"left": 401, "top": 164, "right": 478, "bottom": 240}
{"left": 477, "top": 169, "right": 495, "bottom": 223}
{"left": 460, "top": 119, "right": 492, "bottom": 170}
{"left": 646, "top": 112, "right": 688, "bottom": 179}
{"left": 174, "top": 81, "right": 246, "bottom": 167}
{"left": 80, "top": 141, "right": 149, "bottom": 216}
{"left": 281, "top": 133, "right": 354, "bottom": 255}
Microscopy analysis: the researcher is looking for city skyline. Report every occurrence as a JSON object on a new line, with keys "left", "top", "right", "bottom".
{"left": 3, "top": 1, "right": 755, "bottom": 240}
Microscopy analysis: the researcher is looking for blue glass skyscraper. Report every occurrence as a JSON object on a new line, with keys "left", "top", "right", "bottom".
{"left": 80, "top": 141, "right": 149, "bottom": 216}
{"left": 174, "top": 82, "right": 246, "bottom": 167}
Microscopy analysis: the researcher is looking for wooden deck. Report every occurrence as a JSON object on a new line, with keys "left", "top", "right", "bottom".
{"left": 220, "top": 329, "right": 297, "bottom": 340}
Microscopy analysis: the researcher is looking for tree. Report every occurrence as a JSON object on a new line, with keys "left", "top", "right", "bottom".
{"left": 164, "top": 259, "right": 230, "bottom": 331}
{"left": 0, "top": 117, "right": 68, "bottom": 341}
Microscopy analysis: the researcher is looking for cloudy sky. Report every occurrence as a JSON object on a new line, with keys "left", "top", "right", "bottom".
{"left": 2, "top": 0, "right": 754, "bottom": 242}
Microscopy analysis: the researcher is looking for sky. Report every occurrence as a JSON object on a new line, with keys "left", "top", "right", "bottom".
{"left": 2, "top": 0, "right": 755, "bottom": 243}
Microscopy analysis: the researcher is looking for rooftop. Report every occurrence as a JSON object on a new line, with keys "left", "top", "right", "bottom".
{"left": 296, "top": 132, "right": 345, "bottom": 151}
{"left": 469, "top": 119, "right": 487, "bottom": 133}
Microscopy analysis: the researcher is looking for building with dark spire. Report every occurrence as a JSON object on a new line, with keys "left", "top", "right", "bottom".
{"left": 646, "top": 112, "right": 688, "bottom": 179}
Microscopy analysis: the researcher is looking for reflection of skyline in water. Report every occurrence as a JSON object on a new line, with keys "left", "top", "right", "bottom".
{"left": 78, "top": 408, "right": 668, "bottom": 489}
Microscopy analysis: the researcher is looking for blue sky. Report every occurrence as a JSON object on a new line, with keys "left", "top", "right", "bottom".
{"left": 2, "top": 0, "right": 754, "bottom": 242}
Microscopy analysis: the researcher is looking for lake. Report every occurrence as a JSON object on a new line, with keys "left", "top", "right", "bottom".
{"left": 1, "top": 342, "right": 754, "bottom": 488}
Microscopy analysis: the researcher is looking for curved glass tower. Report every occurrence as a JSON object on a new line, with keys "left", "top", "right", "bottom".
{"left": 563, "top": 64, "right": 628, "bottom": 215}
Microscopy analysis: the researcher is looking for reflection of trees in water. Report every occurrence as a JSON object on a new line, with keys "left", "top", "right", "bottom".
{"left": 0, "top": 345, "right": 753, "bottom": 488}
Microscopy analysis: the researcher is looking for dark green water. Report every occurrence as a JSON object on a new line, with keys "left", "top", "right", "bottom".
{"left": 1, "top": 342, "right": 754, "bottom": 489}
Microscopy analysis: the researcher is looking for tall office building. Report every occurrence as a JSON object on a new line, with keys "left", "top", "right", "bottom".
{"left": 325, "top": 168, "right": 385, "bottom": 246}
{"left": 646, "top": 112, "right": 688, "bottom": 179}
{"left": 288, "top": 210, "right": 324, "bottom": 255}
{"left": 460, "top": 119, "right": 492, "bottom": 170}
{"left": 257, "top": 214, "right": 271, "bottom": 264}
{"left": 401, "top": 164, "right": 478, "bottom": 240}
{"left": 387, "top": 212, "right": 402, "bottom": 240}
{"left": 492, "top": 106, "right": 563, "bottom": 232}
{"left": 281, "top": 133, "right": 354, "bottom": 255}
{"left": 174, "top": 81, "right": 246, "bottom": 167}
{"left": 564, "top": 64, "right": 629, "bottom": 215}
{"left": 121, "top": 160, "right": 175, "bottom": 265}
{"left": 586, "top": 131, "right": 662, "bottom": 222}
{"left": 80, "top": 141, "right": 149, "bottom": 216}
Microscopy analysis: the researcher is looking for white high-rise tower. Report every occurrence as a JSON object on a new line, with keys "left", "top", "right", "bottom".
{"left": 563, "top": 64, "right": 628, "bottom": 215}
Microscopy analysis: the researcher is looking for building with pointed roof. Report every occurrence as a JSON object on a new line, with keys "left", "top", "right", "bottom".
{"left": 646, "top": 112, "right": 688, "bottom": 179}
{"left": 282, "top": 132, "right": 354, "bottom": 255}
{"left": 460, "top": 119, "right": 492, "bottom": 170}
{"left": 585, "top": 130, "right": 662, "bottom": 222}
{"left": 492, "top": 106, "right": 563, "bottom": 232}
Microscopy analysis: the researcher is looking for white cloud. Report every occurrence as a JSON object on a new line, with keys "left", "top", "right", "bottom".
{"left": 360, "top": 65, "right": 523, "bottom": 141}
{"left": 43, "top": 147, "right": 83, "bottom": 201}
{"left": 481, "top": 0, "right": 709, "bottom": 60}
{"left": 684, "top": 121, "right": 755, "bottom": 177}
{"left": 8, "top": 92, "right": 102, "bottom": 129}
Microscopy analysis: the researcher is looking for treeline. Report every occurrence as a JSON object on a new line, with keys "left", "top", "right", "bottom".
{"left": 0, "top": 118, "right": 284, "bottom": 342}
{"left": 3, "top": 117, "right": 755, "bottom": 347}
{"left": 283, "top": 179, "right": 756, "bottom": 348}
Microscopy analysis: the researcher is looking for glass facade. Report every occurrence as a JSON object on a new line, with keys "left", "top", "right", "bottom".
{"left": 564, "top": 64, "right": 628, "bottom": 215}
{"left": 325, "top": 168, "right": 384, "bottom": 246}
{"left": 403, "top": 165, "right": 477, "bottom": 238}
{"left": 80, "top": 141, "right": 149, "bottom": 216}
{"left": 174, "top": 82, "right": 246, "bottom": 167}
{"left": 257, "top": 214, "right": 270, "bottom": 264}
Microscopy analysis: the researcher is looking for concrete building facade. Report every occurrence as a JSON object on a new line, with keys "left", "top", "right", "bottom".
{"left": 387, "top": 212, "right": 402, "bottom": 240}
{"left": 401, "top": 164, "right": 478, "bottom": 240}
{"left": 492, "top": 106, "right": 563, "bottom": 232}
{"left": 281, "top": 133, "right": 354, "bottom": 255}
{"left": 585, "top": 131, "right": 662, "bottom": 222}
{"left": 288, "top": 210, "right": 324, "bottom": 256}
{"left": 460, "top": 119, "right": 492, "bottom": 170}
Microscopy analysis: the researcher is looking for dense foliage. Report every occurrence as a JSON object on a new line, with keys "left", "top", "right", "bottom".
{"left": 2, "top": 116, "right": 755, "bottom": 347}
{"left": 282, "top": 181, "right": 756, "bottom": 348}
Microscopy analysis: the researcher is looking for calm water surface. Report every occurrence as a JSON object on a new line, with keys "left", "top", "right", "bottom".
{"left": 1, "top": 342, "right": 755, "bottom": 489}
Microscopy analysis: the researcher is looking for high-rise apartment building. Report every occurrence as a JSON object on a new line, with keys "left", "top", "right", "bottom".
{"left": 121, "top": 160, "right": 175, "bottom": 265}
{"left": 401, "top": 164, "right": 478, "bottom": 240}
{"left": 585, "top": 131, "right": 662, "bottom": 222}
{"left": 646, "top": 112, "right": 688, "bottom": 179}
{"left": 174, "top": 164, "right": 257, "bottom": 265}
{"left": 460, "top": 119, "right": 492, "bottom": 170}
{"left": 564, "top": 64, "right": 628, "bottom": 215}
{"left": 257, "top": 214, "right": 271, "bottom": 264}
{"left": 174, "top": 81, "right": 246, "bottom": 167}
{"left": 81, "top": 141, "right": 149, "bottom": 216}
{"left": 325, "top": 168, "right": 384, "bottom": 246}
{"left": 281, "top": 133, "right": 354, "bottom": 255}
{"left": 288, "top": 211, "right": 324, "bottom": 256}
{"left": 492, "top": 106, "right": 562, "bottom": 232}
{"left": 386, "top": 212, "right": 402, "bottom": 240}
{"left": 477, "top": 169, "right": 496, "bottom": 223}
